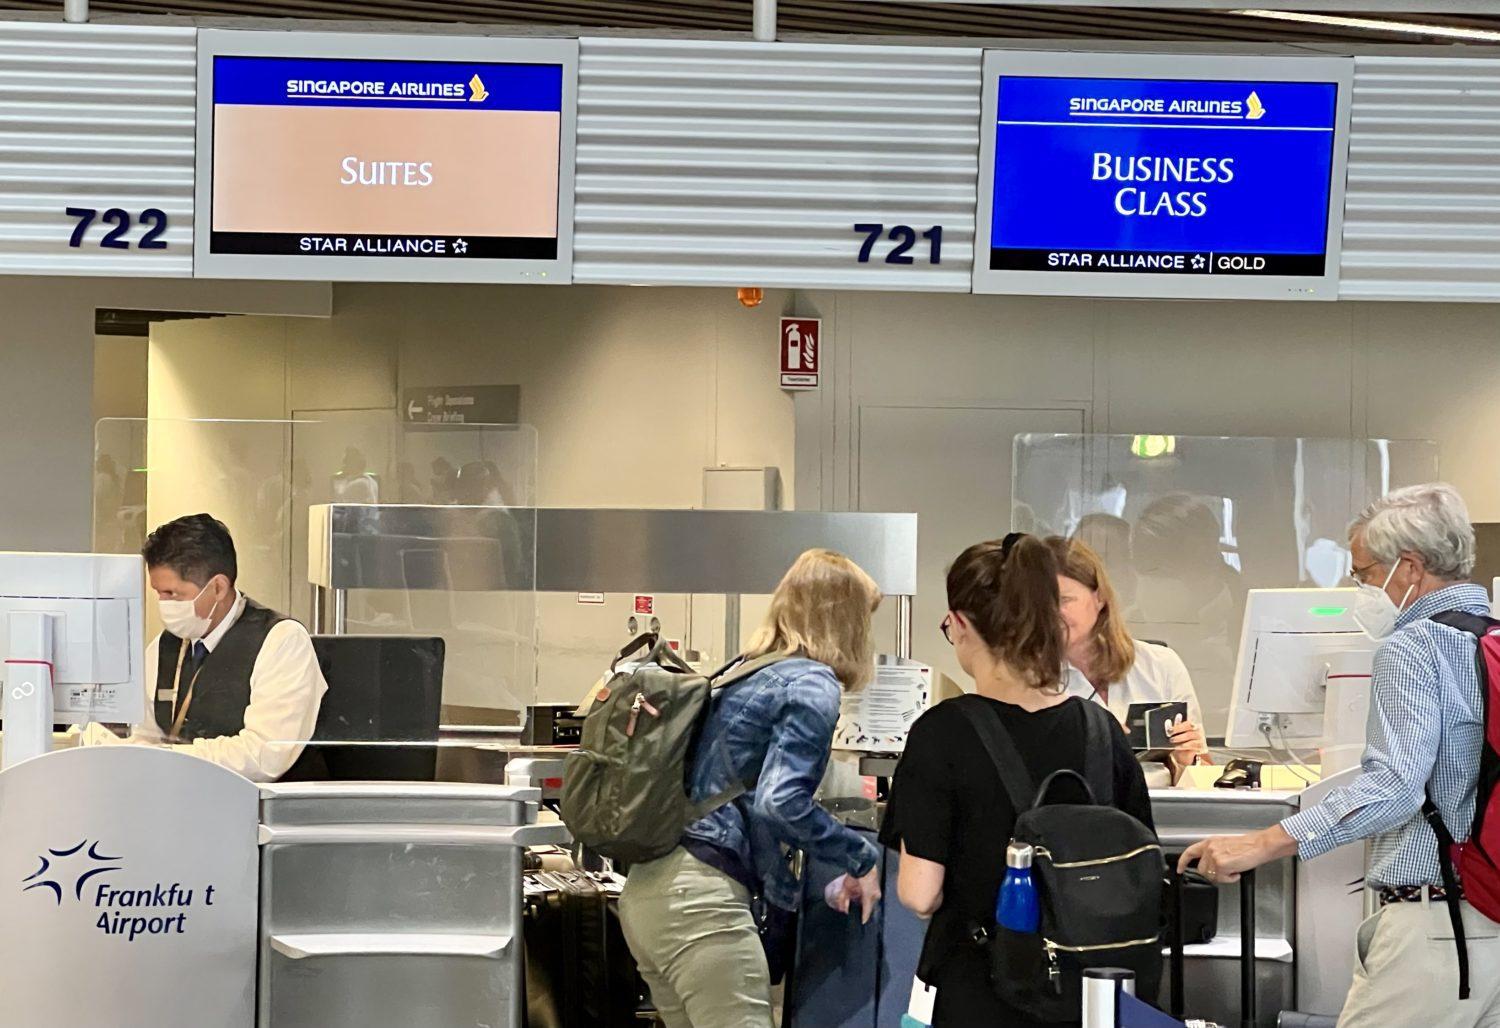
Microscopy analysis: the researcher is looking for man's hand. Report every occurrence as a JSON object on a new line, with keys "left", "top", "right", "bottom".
{"left": 1177, "top": 825, "right": 1298, "bottom": 883}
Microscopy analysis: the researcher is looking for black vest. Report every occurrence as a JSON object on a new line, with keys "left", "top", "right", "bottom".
{"left": 155, "top": 597, "right": 289, "bottom": 742}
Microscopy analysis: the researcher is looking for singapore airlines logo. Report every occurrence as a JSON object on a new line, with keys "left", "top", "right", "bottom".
{"left": 22, "top": 840, "right": 121, "bottom": 905}
{"left": 1246, "top": 91, "right": 1266, "bottom": 120}
{"left": 469, "top": 74, "right": 489, "bottom": 102}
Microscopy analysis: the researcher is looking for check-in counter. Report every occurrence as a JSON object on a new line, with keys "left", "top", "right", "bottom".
{"left": 791, "top": 782, "right": 1361, "bottom": 1028}
{"left": 258, "top": 782, "right": 568, "bottom": 1028}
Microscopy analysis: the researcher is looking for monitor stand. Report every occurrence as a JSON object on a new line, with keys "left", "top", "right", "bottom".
{"left": 3, "top": 611, "right": 55, "bottom": 769}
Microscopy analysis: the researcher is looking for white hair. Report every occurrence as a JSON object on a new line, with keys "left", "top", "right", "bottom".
{"left": 1350, "top": 482, "right": 1475, "bottom": 581}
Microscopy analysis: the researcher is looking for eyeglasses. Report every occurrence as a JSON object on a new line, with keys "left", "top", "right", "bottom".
{"left": 1350, "top": 559, "right": 1385, "bottom": 585}
{"left": 940, "top": 614, "right": 954, "bottom": 645}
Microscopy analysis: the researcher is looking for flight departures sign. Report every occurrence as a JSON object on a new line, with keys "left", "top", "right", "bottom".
{"left": 403, "top": 385, "right": 519, "bottom": 425}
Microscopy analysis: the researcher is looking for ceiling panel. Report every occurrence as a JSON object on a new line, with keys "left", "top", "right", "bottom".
{"left": 2, "top": 0, "right": 1500, "bottom": 45}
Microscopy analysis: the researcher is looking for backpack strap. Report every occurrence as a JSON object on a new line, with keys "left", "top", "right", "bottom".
{"left": 709, "top": 651, "right": 793, "bottom": 691}
{"left": 954, "top": 698, "right": 1037, "bottom": 816}
{"left": 683, "top": 653, "right": 793, "bottom": 822}
{"left": 1077, "top": 699, "right": 1118, "bottom": 806}
{"left": 1430, "top": 609, "right": 1498, "bottom": 638}
{"left": 1423, "top": 796, "right": 1471, "bottom": 1001}
{"left": 1424, "top": 609, "right": 1490, "bottom": 1003}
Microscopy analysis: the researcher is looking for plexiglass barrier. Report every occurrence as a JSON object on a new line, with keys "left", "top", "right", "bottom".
{"left": 93, "top": 416, "right": 538, "bottom": 744}
{"left": 1012, "top": 434, "right": 1440, "bottom": 738}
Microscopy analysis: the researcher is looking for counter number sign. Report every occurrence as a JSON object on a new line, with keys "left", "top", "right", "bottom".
{"left": 780, "top": 318, "right": 821, "bottom": 390}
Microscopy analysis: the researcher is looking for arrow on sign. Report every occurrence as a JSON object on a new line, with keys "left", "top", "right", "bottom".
{"left": 407, "top": 400, "right": 425, "bottom": 420}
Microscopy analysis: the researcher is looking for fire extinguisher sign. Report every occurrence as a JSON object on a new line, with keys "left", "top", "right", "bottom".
{"left": 779, "top": 317, "right": 821, "bottom": 390}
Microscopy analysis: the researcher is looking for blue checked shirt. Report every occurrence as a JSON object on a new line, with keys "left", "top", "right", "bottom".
{"left": 1281, "top": 583, "right": 1487, "bottom": 888}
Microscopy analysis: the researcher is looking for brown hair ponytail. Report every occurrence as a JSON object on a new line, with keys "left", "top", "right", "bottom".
{"left": 946, "top": 533, "right": 1067, "bottom": 690}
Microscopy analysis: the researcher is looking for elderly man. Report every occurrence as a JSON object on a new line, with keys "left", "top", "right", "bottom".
{"left": 1180, "top": 483, "right": 1497, "bottom": 1026}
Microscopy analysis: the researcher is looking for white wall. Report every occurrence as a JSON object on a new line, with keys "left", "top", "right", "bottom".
{"left": 0, "top": 277, "right": 328, "bottom": 553}
{"left": 796, "top": 290, "right": 1500, "bottom": 519}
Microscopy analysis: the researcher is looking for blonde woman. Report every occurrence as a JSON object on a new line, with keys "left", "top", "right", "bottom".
{"left": 1045, "top": 536, "right": 1210, "bottom": 778}
{"left": 619, "top": 549, "right": 884, "bottom": 1028}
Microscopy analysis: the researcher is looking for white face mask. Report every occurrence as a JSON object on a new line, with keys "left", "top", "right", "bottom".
{"left": 1351, "top": 561, "right": 1415, "bottom": 641}
{"left": 158, "top": 581, "right": 223, "bottom": 641}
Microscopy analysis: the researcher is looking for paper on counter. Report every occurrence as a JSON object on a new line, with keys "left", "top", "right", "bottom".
{"left": 833, "top": 659, "right": 932, "bottom": 754}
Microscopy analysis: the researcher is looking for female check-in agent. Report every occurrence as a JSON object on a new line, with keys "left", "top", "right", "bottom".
{"left": 1046, "top": 536, "right": 1211, "bottom": 780}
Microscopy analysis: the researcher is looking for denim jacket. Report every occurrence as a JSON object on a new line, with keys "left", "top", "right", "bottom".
{"left": 682, "top": 656, "right": 881, "bottom": 911}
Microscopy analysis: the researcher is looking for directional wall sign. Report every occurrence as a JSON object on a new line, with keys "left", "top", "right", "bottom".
{"left": 403, "top": 385, "right": 520, "bottom": 425}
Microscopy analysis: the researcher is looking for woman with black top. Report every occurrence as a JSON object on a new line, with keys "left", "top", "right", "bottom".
{"left": 879, "top": 534, "right": 1155, "bottom": 1027}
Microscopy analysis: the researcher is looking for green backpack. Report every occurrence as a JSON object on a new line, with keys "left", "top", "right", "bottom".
{"left": 560, "top": 634, "right": 787, "bottom": 865}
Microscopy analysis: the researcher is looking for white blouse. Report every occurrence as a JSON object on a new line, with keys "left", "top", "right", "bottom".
{"left": 1064, "top": 640, "right": 1205, "bottom": 732}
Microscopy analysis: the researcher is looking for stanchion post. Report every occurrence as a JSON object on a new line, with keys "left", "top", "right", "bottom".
{"left": 1170, "top": 867, "right": 1186, "bottom": 1017}
{"left": 1240, "top": 868, "right": 1257, "bottom": 1028}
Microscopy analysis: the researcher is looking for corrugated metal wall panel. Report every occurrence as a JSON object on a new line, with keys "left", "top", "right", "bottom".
{"left": 1340, "top": 56, "right": 1500, "bottom": 301}
{"left": 0, "top": 21, "right": 195, "bottom": 277}
{"left": 573, "top": 38, "right": 978, "bottom": 290}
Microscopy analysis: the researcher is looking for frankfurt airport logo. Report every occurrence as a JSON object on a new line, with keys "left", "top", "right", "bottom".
{"left": 1069, "top": 89, "right": 1266, "bottom": 121}
{"left": 21, "top": 839, "right": 216, "bottom": 941}
{"left": 21, "top": 839, "right": 120, "bottom": 905}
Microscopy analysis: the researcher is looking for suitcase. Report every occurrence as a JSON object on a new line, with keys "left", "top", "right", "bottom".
{"left": 523, "top": 869, "right": 650, "bottom": 1028}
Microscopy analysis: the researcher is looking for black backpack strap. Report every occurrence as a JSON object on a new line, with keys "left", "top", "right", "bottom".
{"left": 1423, "top": 795, "right": 1471, "bottom": 1001}
{"left": 954, "top": 698, "right": 1036, "bottom": 816}
{"left": 1032, "top": 768, "right": 1097, "bottom": 808}
{"left": 1429, "top": 609, "right": 1496, "bottom": 638}
{"left": 1425, "top": 608, "right": 1488, "bottom": 1002}
{"left": 1077, "top": 699, "right": 1118, "bottom": 806}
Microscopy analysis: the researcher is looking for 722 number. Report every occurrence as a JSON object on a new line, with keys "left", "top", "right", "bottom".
{"left": 854, "top": 223, "right": 943, "bottom": 265}
{"left": 65, "top": 207, "right": 170, "bottom": 250}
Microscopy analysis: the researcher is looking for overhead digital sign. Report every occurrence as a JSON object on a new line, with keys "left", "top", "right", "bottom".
{"left": 973, "top": 52, "right": 1352, "bottom": 300}
{"left": 194, "top": 32, "right": 576, "bottom": 283}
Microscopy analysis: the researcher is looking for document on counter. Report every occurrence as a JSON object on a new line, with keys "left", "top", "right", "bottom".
{"left": 833, "top": 659, "right": 932, "bottom": 754}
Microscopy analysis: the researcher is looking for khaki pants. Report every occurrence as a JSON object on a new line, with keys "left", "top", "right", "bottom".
{"left": 619, "top": 848, "right": 774, "bottom": 1028}
{"left": 1339, "top": 900, "right": 1500, "bottom": 1028}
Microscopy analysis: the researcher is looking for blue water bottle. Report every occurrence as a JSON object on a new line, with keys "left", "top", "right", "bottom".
{"left": 996, "top": 841, "right": 1040, "bottom": 933}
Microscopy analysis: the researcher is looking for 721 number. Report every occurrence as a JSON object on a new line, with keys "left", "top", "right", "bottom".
{"left": 65, "top": 207, "right": 170, "bottom": 250}
{"left": 854, "top": 223, "right": 942, "bottom": 265}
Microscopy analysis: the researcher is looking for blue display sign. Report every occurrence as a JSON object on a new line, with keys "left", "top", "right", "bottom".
{"left": 212, "top": 56, "right": 563, "bottom": 112}
{"left": 988, "top": 74, "right": 1340, "bottom": 279}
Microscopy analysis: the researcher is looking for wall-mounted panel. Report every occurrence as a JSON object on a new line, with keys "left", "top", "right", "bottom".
{"left": 1340, "top": 56, "right": 1500, "bottom": 301}
{"left": 573, "top": 38, "right": 978, "bottom": 291}
{"left": 973, "top": 50, "right": 1352, "bottom": 301}
{"left": 195, "top": 30, "right": 576, "bottom": 284}
{"left": 0, "top": 22, "right": 195, "bottom": 276}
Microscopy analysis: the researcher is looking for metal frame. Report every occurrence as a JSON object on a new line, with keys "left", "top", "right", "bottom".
{"left": 193, "top": 29, "right": 578, "bottom": 284}
{"left": 308, "top": 503, "right": 919, "bottom": 654}
{"left": 971, "top": 50, "right": 1354, "bottom": 302}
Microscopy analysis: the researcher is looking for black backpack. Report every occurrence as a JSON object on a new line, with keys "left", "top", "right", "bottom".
{"left": 960, "top": 698, "right": 1164, "bottom": 1021}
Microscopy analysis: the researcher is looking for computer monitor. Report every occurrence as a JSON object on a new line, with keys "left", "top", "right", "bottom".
{"left": 0, "top": 553, "right": 146, "bottom": 767}
{"left": 1224, "top": 588, "right": 1374, "bottom": 753}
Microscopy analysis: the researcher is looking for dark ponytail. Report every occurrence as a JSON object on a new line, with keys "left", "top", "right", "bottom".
{"left": 945, "top": 533, "right": 1067, "bottom": 690}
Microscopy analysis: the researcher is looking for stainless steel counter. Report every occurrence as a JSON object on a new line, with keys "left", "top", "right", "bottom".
{"left": 258, "top": 782, "right": 568, "bottom": 1028}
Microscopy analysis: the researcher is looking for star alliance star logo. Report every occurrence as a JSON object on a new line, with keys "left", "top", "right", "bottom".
{"left": 453, "top": 238, "right": 469, "bottom": 255}
{"left": 1191, "top": 254, "right": 1207, "bottom": 270}
{"left": 22, "top": 840, "right": 122, "bottom": 905}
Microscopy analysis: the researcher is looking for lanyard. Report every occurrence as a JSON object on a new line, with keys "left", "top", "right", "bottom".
{"left": 169, "top": 640, "right": 207, "bottom": 739}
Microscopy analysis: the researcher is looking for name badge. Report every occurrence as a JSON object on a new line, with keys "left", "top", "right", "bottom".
{"left": 157, "top": 689, "right": 177, "bottom": 702}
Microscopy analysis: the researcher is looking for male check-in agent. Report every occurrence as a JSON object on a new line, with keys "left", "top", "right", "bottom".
{"left": 88, "top": 514, "right": 327, "bottom": 783}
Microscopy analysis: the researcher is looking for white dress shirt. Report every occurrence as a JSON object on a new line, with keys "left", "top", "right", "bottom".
{"left": 121, "top": 592, "right": 327, "bottom": 782}
{"left": 1064, "top": 639, "right": 1205, "bottom": 731}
